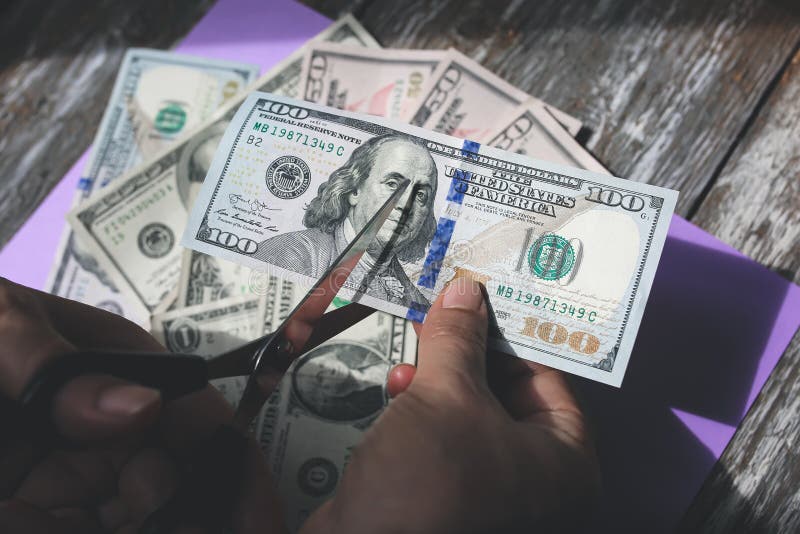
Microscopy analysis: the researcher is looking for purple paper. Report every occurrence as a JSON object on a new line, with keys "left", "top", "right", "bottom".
{"left": 575, "top": 216, "right": 800, "bottom": 530}
{"left": 0, "top": 1, "right": 798, "bottom": 530}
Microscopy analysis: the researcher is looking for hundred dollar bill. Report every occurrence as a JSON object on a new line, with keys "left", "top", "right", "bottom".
{"left": 257, "top": 301, "right": 417, "bottom": 531}
{"left": 47, "top": 49, "right": 259, "bottom": 325}
{"left": 488, "top": 99, "right": 609, "bottom": 174}
{"left": 300, "top": 43, "right": 445, "bottom": 120}
{"left": 182, "top": 93, "right": 677, "bottom": 386}
{"left": 151, "top": 294, "right": 269, "bottom": 407}
{"left": 68, "top": 16, "right": 380, "bottom": 314}
{"left": 408, "top": 48, "right": 582, "bottom": 141}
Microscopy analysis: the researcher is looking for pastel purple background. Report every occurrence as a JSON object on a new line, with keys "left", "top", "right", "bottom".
{"left": 0, "top": 0, "right": 798, "bottom": 530}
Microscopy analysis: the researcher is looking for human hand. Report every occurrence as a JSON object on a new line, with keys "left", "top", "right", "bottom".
{"left": 0, "top": 278, "right": 285, "bottom": 534}
{"left": 302, "top": 277, "right": 599, "bottom": 534}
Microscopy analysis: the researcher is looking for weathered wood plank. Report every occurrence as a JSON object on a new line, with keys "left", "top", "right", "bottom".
{"left": 0, "top": 0, "right": 214, "bottom": 249}
{"left": 303, "top": 0, "right": 800, "bottom": 217}
{"left": 691, "top": 52, "right": 800, "bottom": 281}
{"left": 679, "top": 48, "right": 800, "bottom": 532}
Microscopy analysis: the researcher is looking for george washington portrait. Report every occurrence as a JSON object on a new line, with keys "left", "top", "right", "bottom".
{"left": 255, "top": 133, "right": 438, "bottom": 308}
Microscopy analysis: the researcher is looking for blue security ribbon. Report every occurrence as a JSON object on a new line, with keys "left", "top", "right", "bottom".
{"left": 77, "top": 177, "right": 93, "bottom": 192}
{"left": 407, "top": 139, "right": 481, "bottom": 321}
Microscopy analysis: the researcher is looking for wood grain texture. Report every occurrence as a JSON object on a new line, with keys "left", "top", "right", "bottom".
{"left": 679, "top": 49, "right": 800, "bottom": 532}
{"left": 679, "top": 335, "right": 800, "bottom": 532}
{"left": 0, "top": 0, "right": 214, "bottom": 248}
{"left": 691, "top": 50, "right": 800, "bottom": 282}
{"left": 304, "top": 0, "right": 800, "bottom": 217}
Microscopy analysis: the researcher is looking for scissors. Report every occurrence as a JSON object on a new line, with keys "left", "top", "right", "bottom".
{"left": 15, "top": 179, "right": 411, "bottom": 533}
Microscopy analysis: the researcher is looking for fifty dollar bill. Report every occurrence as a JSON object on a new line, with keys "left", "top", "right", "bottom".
{"left": 487, "top": 99, "right": 609, "bottom": 174}
{"left": 180, "top": 93, "right": 677, "bottom": 386}
{"left": 408, "top": 48, "right": 583, "bottom": 140}
{"left": 299, "top": 43, "right": 446, "bottom": 121}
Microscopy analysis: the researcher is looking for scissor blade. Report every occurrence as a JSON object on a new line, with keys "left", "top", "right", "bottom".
{"left": 205, "top": 303, "right": 375, "bottom": 380}
{"left": 230, "top": 179, "right": 410, "bottom": 430}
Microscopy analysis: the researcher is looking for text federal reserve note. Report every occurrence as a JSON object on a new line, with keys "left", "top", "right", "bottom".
{"left": 182, "top": 93, "right": 677, "bottom": 386}
{"left": 47, "top": 49, "right": 259, "bottom": 325}
{"left": 68, "top": 17, "right": 380, "bottom": 313}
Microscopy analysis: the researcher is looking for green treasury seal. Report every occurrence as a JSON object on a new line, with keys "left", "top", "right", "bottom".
{"left": 528, "top": 234, "right": 576, "bottom": 281}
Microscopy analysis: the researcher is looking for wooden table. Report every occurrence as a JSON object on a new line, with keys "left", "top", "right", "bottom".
{"left": 1, "top": 0, "right": 798, "bottom": 530}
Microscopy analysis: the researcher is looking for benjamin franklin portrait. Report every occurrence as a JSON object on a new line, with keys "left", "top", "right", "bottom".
{"left": 255, "top": 133, "right": 438, "bottom": 308}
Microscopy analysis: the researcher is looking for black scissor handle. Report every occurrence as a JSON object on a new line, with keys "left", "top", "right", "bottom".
{"left": 139, "top": 423, "right": 248, "bottom": 534}
{"left": 18, "top": 350, "right": 209, "bottom": 439}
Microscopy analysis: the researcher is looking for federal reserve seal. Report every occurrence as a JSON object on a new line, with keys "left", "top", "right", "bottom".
{"left": 138, "top": 223, "right": 174, "bottom": 259}
{"left": 528, "top": 234, "right": 576, "bottom": 281}
{"left": 297, "top": 457, "right": 338, "bottom": 497}
{"left": 265, "top": 155, "right": 311, "bottom": 199}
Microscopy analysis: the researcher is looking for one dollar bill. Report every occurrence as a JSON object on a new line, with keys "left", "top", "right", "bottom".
{"left": 68, "top": 16, "right": 380, "bottom": 313}
{"left": 151, "top": 294, "right": 269, "bottom": 407}
{"left": 256, "top": 284, "right": 417, "bottom": 531}
{"left": 181, "top": 93, "right": 677, "bottom": 386}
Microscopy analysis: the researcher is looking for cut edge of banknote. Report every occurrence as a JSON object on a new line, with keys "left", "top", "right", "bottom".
{"left": 181, "top": 91, "right": 678, "bottom": 387}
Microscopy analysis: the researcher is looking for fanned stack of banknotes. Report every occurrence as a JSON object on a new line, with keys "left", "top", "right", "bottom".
{"left": 47, "top": 16, "right": 676, "bottom": 530}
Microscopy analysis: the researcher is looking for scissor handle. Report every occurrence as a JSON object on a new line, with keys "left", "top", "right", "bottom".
{"left": 140, "top": 423, "right": 248, "bottom": 534}
{"left": 18, "top": 350, "right": 208, "bottom": 440}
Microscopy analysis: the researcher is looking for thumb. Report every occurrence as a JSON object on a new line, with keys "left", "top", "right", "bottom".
{"left": 52, "top": 374, "right": 161, "bottom": 442}
{"left": 416, "top": 277, "right": 489, "bottom": 389}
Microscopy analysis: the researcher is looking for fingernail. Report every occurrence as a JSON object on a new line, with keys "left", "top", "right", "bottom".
{"left": 98, "top": 384, "right": 161, "bottom": 417}
{"left": 442, "top": 278, "right": 484, "bottom": 310}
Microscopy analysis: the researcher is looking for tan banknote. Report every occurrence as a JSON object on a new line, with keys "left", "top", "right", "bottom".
{"left": 408, "top": 48, "right": 582, "bottom": 141}
{"left": 182, "top": 93, "right": 676, "bottom": 386}
{"left": 299, "top": 43, "right": 446, "bottom": 120}
{"left": 488, "top": 99, "right": 609, "bottom": 173}
{"left": 68, "top": 16, "right": 380, "bottom": 313}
